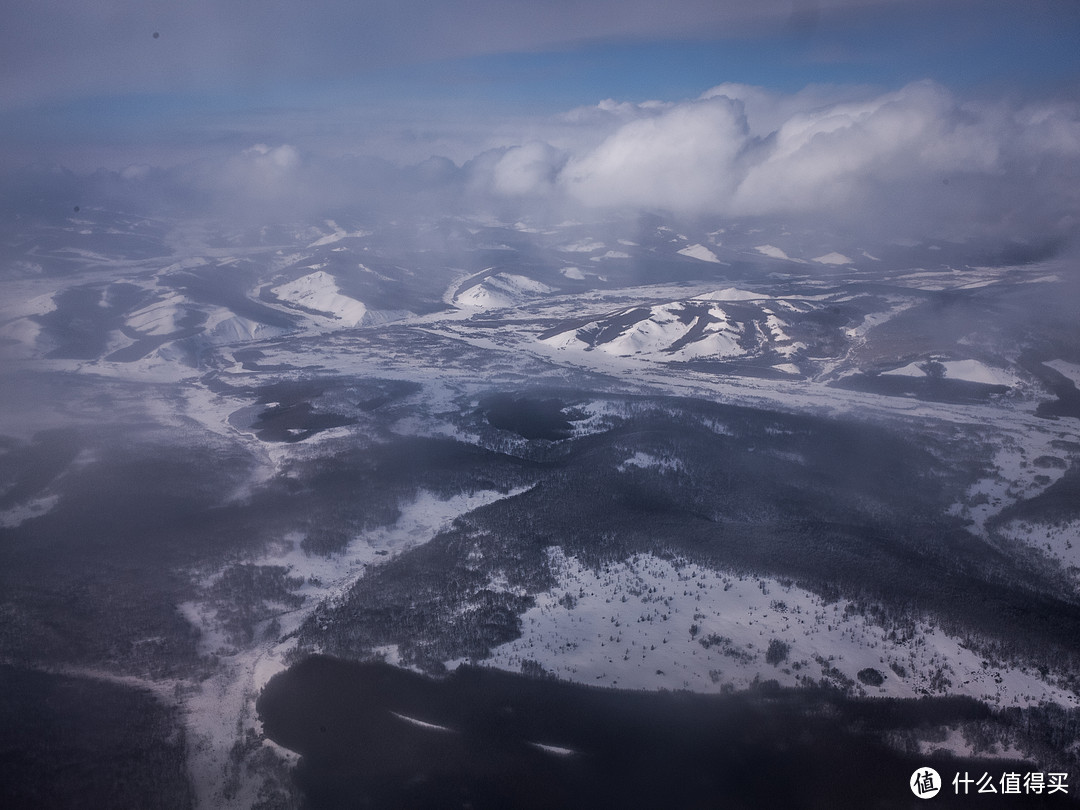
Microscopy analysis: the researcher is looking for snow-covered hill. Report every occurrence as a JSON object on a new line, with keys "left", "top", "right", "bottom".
{"left": 454, "top": 273, "right": 554, "bottom": 310}
{"left": 539, "top": 296, "right": 805, "bottom": 362}
{"left": 270, "top": 270, "right": 371, "bottom": 326}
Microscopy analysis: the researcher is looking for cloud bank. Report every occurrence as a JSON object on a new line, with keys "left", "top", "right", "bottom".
{"left": 509, "top": 81, "right": 1080, "bottom": 244}
{"left": 8, "top": 81, "right": 1080, "bottom": 250}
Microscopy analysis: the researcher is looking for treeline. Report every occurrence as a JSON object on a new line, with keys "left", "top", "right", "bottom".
{"left": 0, "top": 665, "right": 193, "bottom": 810}
{"left": 298, "top": 394, "right": 1080, "bottom": 684}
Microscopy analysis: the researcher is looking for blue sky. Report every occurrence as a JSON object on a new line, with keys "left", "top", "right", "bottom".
{"left": 414, "top": 3, "right": 1080, "bottom": 108}
{"left": 3, "top": 0, "right": 1079, "bottom": 168}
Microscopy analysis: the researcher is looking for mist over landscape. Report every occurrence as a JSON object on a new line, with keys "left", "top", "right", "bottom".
{"left": 3, "top": 1, "right": 1080, "bottom": 808}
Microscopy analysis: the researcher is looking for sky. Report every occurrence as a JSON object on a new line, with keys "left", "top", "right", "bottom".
{"left": 2, "top": 0, "right": 1080, "bottom": 245}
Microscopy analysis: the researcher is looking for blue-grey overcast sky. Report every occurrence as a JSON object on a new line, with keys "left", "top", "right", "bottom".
{"left": 3, "top": 0, "right": 1079, "bottom": 248}
{"left": 3, "top": 0, "right": 1079, "bottom": 165}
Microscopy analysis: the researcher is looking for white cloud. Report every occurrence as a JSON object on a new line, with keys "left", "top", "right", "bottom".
{"left": 518, "top": 81, "right": 1080, "bottom": 244}
{"left": 699, "top": 82, "right": 879, "bottom": 137}
{"left": 210, "top": 144, "right": 303, "bottom": 204}
{"left": 491, "top": 142, "right": 565, "bottom": 197}
{"left": 730, "top": 81, "right": 967, "bottom": 215}
{"left": 559, "top": 96, "right": 751, "bottom": 210}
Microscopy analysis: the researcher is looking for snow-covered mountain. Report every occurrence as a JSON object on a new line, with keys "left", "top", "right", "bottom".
{"left": 539, "top": 294, "right": 805, "bottom": 363}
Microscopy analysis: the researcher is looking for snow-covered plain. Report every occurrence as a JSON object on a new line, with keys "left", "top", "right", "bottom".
{"left": 483, "top": 549, "right": 1077, "bottom": 708}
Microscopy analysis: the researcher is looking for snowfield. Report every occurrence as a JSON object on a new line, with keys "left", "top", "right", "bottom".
{"left": 483, "top": 549, "right": 1077, "bottom": 708}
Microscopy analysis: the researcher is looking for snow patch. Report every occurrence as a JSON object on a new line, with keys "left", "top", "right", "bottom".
{"left": 0, "top": 494, "right": 60, "bottom": 528}
{"left": 1045, "top": 359, "right": 1080, "bottom": 389}
{"left": 999, "top": 518, "right": 1080, "bottom": 575}
{"left": 529, "top": 742, "right": 577, "bottom": 757}
{"left": 677, "top": 244, "right": 722, "bottom": 263}
{"left": 942, "top": 360, "right": 1020, "bottom": 387}
{"left": 812, "top": 252, "right": 853, "bottom": 265}
{"left": 391, "top": 712, "right": 456, "bottom": 733}
{"left": 618, "top": 451, "right": 683, "bottom": 473}
{"left": 843, "top": 299, "right": 917, "bottom": 339}
{"left": 306, "top": 220, "right": 370, "bottom": 247}
{"left": 882, "top": 360, "right": 1019, "bottom": 387}
{"left": 202, "top": 310, "right": 287, "bottom": 345}
{"left": 0, "top": 318, "right": 43, "bottom": 352}
{"left": 755, "top": 245, "right": 802, "bottom": 262}
{"left": 668, "top": 328, "right": 743, "bottom": 361}
{"left": 559, "top": 239, "right": 606, "bottom": 253}
{"left": 951, "top": 436, "right": 1068, "bottom": 536}
{"left": 695, "top": 288, "right": 769, "bottom": 302}
{"left": 127, "top": 293, "right": 189, "bottom": 335}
